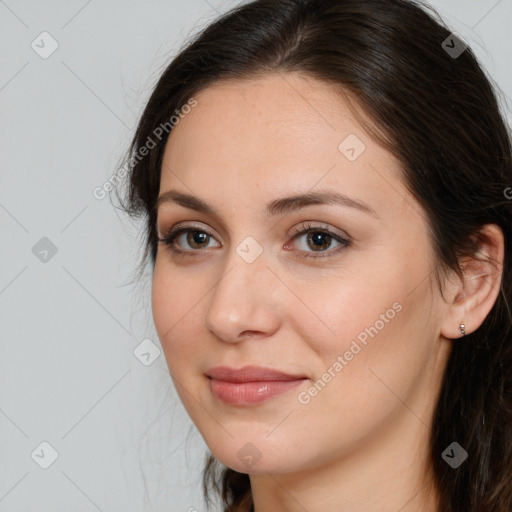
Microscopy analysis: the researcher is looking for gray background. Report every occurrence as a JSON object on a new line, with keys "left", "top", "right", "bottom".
{"left": 1, "top": 1, "right": 511, "bottom": 511}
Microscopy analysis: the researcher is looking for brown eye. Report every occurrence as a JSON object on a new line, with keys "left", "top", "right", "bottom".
{"left": 182, "top": 230, "right": 211, "bottom": 249}
{"left": 158, "top": 225, "right": 219, "bottom": 254}
{"left": 288, "top": 222, "right": 350, "bottom": 259}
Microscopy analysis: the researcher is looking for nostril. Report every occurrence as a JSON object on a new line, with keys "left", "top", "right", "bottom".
{"left": 239, "top": 330, "right": 265, "bottom": 340}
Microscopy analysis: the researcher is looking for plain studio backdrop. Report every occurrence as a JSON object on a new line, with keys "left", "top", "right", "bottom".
{"left": 1, "top": 0, "right": 511, "bottom": 511}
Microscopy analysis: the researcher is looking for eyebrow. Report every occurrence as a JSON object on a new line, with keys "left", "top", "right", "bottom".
{"left": 155, "top": 189, "right": 379, "bottom": 218}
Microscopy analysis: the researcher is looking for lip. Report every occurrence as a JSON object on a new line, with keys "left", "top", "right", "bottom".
{"left": 206, "top": 365, "right": 308, "bottom": 406}
{"left": 206, "top": 365, "right": 306, "bottom": 382}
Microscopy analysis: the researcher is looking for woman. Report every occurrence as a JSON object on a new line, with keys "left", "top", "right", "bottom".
{"left": 114, "top": 0, "right": 512, "bottom": 510}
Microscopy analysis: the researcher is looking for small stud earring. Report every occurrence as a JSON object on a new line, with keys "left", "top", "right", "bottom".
{"left": 460, "top": 323, "right": 466, "bottom": 337}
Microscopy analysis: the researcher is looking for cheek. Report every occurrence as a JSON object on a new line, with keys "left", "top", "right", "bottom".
{"left": 151, "top": 262, "right": 204, "bottom": 371}
{"left": 151, "top": 262, "right": 175, "bottom": 341}
{"left": 302, "top": 281, "right": 431, "bottom": 416}
{"left": 295, "top": 264, "right": 403, "bottom": 360}
{"left": 293, "top": 259, "right": 428, "bottom": 405}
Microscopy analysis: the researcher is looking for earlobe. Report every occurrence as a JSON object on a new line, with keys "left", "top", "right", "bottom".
{"left": 440, "top": 224, "right": 504, "bottom": 340}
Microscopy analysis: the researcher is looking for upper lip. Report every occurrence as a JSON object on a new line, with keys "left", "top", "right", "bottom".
{"left": 206, "top": 365, "right": 306, "bottom": 383}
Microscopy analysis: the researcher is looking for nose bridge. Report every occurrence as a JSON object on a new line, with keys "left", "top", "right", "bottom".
{"left": 204, "top": 236, "right": 280, "bottom": 342}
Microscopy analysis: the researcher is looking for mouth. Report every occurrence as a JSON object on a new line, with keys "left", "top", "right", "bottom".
{"left": 205, "top": 365, "right": 308, "bottom": 406}
{"left": 205, "top": 365, "right": 306, "bottom": 382}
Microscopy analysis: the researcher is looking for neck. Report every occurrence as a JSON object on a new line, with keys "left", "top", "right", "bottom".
{"left": 249, "top": 406, "right": 440, "bottom": 512}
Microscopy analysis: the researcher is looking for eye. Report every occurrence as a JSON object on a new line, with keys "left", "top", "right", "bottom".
{"left": 286, "top": 221, "right": 350, "bottom": 259}
{"left": 157, "top": 221, "right": 351, "bottom": 259}
{"left": 157, "top": 224, "right": 219, "bottom": 255}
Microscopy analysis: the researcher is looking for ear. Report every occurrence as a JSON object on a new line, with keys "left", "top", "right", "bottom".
{"left": 440, "top": 224, "right": 505, "bottom": 339}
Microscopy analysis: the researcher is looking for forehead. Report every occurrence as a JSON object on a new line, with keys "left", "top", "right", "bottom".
{"left": 159, "top": 72, "right": 409, "bottom": 220}
{"left": 163, "top": 73, "right": 361, "bottom": 165}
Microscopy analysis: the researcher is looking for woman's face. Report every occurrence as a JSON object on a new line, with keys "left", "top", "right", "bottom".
{"left": 152, "top": 72, "right": 452, "bottom": 476}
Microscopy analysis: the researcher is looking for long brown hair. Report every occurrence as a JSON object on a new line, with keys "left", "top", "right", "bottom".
{"left": 113, "top": 0, "right": 512, "bottom": 510}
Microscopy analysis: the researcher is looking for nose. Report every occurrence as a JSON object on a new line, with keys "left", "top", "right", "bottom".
{"left": 204, "top": 244, "right": 282, "bottom": 343}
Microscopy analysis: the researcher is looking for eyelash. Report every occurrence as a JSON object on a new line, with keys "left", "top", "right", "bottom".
{"left": 157, "top": 221, "right": 351, "bottom": 260}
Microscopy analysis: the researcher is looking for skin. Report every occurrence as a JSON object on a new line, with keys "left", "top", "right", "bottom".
{"left": 151, "top": 72, "right": 504, "bottom": 512}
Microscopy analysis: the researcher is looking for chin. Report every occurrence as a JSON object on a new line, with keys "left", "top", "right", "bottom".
{"left": 205, "top": 436, "right": 301, "bottom": 475}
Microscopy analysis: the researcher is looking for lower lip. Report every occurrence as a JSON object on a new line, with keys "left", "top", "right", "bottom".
{"left": 209, "top": 378, "right": 306, "bottom": 405}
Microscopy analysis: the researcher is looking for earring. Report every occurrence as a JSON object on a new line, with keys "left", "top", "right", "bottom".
{"left": 460, "top": 323, "right": 466, "bottom": 337}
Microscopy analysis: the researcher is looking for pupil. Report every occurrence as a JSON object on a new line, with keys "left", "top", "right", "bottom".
{"left": 190, "top": 231, "right": 208, "bottom": 247}
{"left": 309, "top": 232, "right": 330, "bottom": 251}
